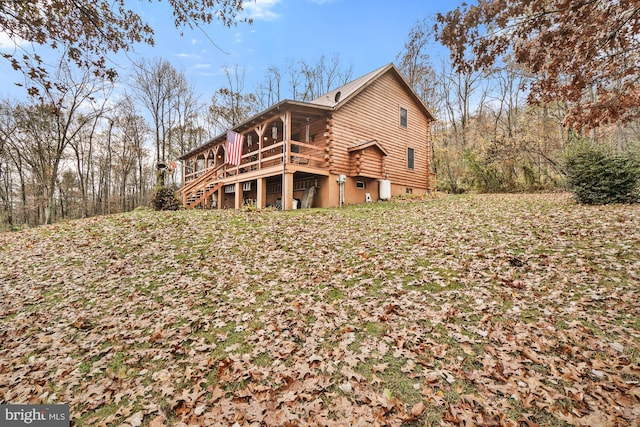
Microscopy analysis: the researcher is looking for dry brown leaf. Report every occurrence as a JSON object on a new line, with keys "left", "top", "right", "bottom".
{"left": 148, "top": 415, "right": 166, "bottom": 427}
{"left": 125, "top": 411, "right": 144, "bottom": 427}
{"left": 411, "top": 401, "right": 426, "bottom": 416}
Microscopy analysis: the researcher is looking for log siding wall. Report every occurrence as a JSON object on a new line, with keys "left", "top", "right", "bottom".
{"left": 349, "top": 147, "right": 385, "bottom": 178}
{"left": 330, "top": 72, "right": 431, "bottom": 191}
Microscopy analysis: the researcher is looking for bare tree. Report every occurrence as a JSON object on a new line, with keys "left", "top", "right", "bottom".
{"left": 208, "top": 65, "right": 257, "bottom": 134}
{"left": 438, "top": 60, "right": 486, "bottom": 151}
{"left": 254, "top": 66, "right": 282, "bottom": 110}
{"left": 258, "top": 55, "right": 354, "bottom": 103}
{"left": 67, "top": 89, "right": 113, "bottom": 218}
{"left": 396, "top": 19, "right": 440, "bottom": 115}
{"left": 0, "top": 100, "right": 19, "bottom": 226}
{"left": 112, "top": 97, "right": 150, "bottom": 211}
{"left": 0, "top": 101, "right": 31, "bottom": 226}
{"left": 159, "top": 74, "right": 205, "bottom": 163}
{"left": 285, "top": 59, "right": 303, "bottom": 102}
{"left": 68, "top": 115, "right": 100, "bottom": 218}
{"left": 428, "top": 57, "right": 488, "bottom": 193}
{"left": 10, "top": 62, "right": 105, "bottom": 224}
{"left": 298, "top": 55, "right": 353, "bottom": 101}
{"left": 132, "top": 58, "right": 192, "bottom": 186}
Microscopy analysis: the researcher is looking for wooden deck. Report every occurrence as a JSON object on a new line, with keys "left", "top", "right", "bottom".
{"left": 179, "top": 139, "right": 329, "bottom": 209}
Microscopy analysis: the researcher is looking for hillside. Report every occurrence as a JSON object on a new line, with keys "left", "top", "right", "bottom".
{"left": 1, "top": 194, "right": 639, "bottom": 426}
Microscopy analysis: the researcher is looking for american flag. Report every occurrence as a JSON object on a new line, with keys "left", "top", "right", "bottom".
{"left": 226, "top": 130, "right": 244, "bottom": 166}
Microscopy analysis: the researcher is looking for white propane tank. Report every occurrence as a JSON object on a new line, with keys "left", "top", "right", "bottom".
{"left": 379, "top": 179, "right": 391, "bottom": 200}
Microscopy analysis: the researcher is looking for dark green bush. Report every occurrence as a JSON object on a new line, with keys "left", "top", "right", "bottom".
{"left": 464, "top": 149, "right": 511, "bottom": 193}
{"left": 564, "top": 139, "right": 640, "bottom": 204}
{"left": 151, "top": 186, "right": 181, "bottom": 211}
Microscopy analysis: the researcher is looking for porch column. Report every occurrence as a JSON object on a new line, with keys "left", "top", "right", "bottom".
{"left": 256, "top": 177, "right": 266, "bottom": 209}
{"left": 255, "top": 124, "right": 265, "bottom": 171}
{"left": 217, "top": 186, "right": 223, "bottom": 210}
{"left": 282, "top": 112, "right": 292, "bottom": 158}
{"left": 282, "top": 172, "right": 294, "bottom": 210}
{"left": 235, "top": 182, "right": 242, "bottom": 209}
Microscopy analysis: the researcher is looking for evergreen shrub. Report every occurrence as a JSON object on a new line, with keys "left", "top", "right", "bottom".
{"left": 564, "top": 138, "right": 640, "bottom": 204}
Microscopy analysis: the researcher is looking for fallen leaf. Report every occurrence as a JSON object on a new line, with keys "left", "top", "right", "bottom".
{"left": 125, "top": 411, "right": 144, "bottom": 427}
{"left": 148, "top": 415, "right": 166, "bottom": 427}
{"left": 338, "top": 382, "right": 353, "bottom": 393}
{"left": 411, "top": 401, "right": 426, "bottom": 416}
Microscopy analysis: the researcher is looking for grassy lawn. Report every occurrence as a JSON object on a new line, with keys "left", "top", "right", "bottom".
{"left": 1, "top": 193, "right": 639, "bottom": 426}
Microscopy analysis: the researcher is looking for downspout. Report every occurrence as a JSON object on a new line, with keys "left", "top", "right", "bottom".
{"left": 337, "top": 174, "right": 346, "bottom": 207}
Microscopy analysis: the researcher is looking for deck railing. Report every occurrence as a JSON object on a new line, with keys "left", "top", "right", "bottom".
{"left": 183, "top": 139, "right": 327, "bottom": 184}
{"left": 182, "top": 163, "right": 225, "bottom": 194}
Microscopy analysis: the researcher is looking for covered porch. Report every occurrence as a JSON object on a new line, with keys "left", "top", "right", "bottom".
{"left": 178, "top": 101, "right": 334, "bottom": 210}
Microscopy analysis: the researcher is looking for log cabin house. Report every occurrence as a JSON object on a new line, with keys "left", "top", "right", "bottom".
{"left": 178, "top": 63, "right": 436, "bottom": 210}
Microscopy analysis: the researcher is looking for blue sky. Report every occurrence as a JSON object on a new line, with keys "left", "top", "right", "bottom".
{"left": 123, "top": 0, "right": 461, "bottom": 101}
{"left": 0, "top": 0, "right": 462, "bottom": 102}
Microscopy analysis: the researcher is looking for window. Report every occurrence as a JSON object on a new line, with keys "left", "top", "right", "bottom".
{"left": 356, "top": 181, "right": 366, "bottom": 189}
{"left": 400, "top": 107, "right": 408, "bottom": 128}
{"left": 267, "top": 183, "right": 282, "bottom": 194}
{"left": 293, "top": 179, "right": 317, "bottom": 191}
{"left": 407, "top": 147, "right": 415, "bottom": 170}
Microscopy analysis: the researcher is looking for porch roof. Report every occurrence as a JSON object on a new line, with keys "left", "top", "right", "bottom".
{"left": 347, "top": 139, "right": 389, "bottom": 156}
{"left": 178, "top": 100, "right": 332, "bottom": 160}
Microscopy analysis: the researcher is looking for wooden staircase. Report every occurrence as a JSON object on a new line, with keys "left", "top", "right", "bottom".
{"left": 185, "top": 181, "right": 223, "bottom": 209}
{"left": 179, "top": 164, "right": 225, "bottom": 209}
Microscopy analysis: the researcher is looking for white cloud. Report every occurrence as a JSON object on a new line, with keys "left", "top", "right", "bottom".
{"left": 191, "top": 63, "right": 212, "bottom": 70}
{"left": 174, "top": 52, "right": 198, "bottom": 59}
{"left": 243, "top": 0, "right": 281, "bottom": 21}
{"left": 0, "top": 32, "right": 23, "bottom": 49}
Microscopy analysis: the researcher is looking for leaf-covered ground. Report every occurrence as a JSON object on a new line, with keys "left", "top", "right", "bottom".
{"left": 1, "top": 193, "right": 639, "bottom": 426}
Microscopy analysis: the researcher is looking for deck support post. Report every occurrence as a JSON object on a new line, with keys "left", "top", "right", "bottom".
{"left": 283, "top": 172, "right": 293, "bottom": 210}
{"left": 235, "top": 182, "right": 242, "bottom": 209}
{"left": 217, "top": 187, "right": 223, "bottom": 209}
{"left": 256, "top": 178, "right": 266, "bottom": 209}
